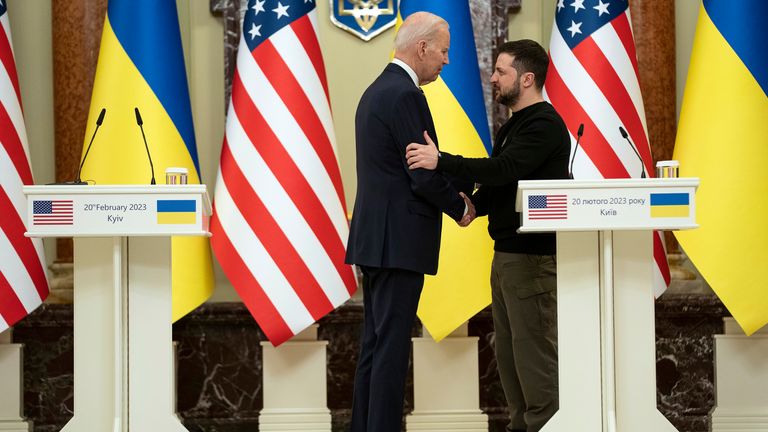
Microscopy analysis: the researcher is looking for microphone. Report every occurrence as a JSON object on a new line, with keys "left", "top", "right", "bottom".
{"left": 619, "top": 126, "right": 646, "bottom": 178}
{"left": 568, "top": 123, "right": 584, "bottom": 179}
{"left": 134, "top": 107, "right": 156, "bottom": 185}
{"left": 73, "top": 108, "right": 107, "bottom": 185}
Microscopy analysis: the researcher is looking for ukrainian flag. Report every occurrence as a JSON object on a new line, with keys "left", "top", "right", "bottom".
{"left": 673, "top": 0, "right": 768, "bottom": 335}
{"left": 649, "top": 193, "right": 690, "bottom": 218}
{"left": 398, "top": 1, "right": 494, "bottom": 340}
{"left": 81, "top": 0, "right": 214, "bottom": 321}
{"left": 157, "top": 200, "right": 197, "bottom": 225}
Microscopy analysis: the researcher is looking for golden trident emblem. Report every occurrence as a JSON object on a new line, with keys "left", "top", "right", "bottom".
{"left": 338, "top": 0, "right": 395, "bottom": 33}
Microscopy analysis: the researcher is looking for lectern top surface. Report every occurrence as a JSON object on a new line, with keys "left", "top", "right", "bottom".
{"left": 23, "top": 184, "right": 208, "bottom": 194}
{"left": 518, "top": 178, "right": 699, "bottom": 190}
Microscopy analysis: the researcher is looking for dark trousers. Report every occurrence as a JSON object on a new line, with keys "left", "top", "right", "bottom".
{"left": 491, "top": 252, "right": 559, "bottom": 432}
{"left": 350, "top": 266, "right": 423, "bottom": 432}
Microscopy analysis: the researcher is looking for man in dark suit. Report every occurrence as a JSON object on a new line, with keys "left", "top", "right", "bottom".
{"left": 345, "top": 11, "right": 474, "bottom": 432}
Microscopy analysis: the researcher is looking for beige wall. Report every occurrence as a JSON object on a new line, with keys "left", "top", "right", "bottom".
{"left": 508, "top": 0, "right": 556, "bottom": 45}
{"left": 8, "top": 1, "right": 700, "bottom": 302}
{"left": 7, "top": 0, "right": 56, "bottom": 265}
{"left": 675, "top": 0, "right": 700, "bottom": 118}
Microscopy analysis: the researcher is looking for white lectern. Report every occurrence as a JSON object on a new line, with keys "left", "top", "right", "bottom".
{"left": 23, "top": 185, "right": 211, "bottom": 432}
{"left": 515, "top": 178, "right": 698, "bottom": 432}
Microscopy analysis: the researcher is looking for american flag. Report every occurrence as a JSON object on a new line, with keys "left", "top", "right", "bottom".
{"left": 210, "top": 0, "right": 356, "bottom": 346}
{"left": 528, "top": 194, "right": 568, "bottom": 220}
{"left": 33, "top": 200, "right": 74, "bottom": 225}
{"left": 544, "top": 0, "right": 670, "bottom": 296}
{"left": 0, "top": 2, "right": 50, "bottom": 332}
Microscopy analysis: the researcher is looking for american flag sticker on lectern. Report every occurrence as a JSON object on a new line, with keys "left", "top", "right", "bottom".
{"left": 32, "top": 200, "right": 74, "bottom": 225}
{"left": 528, "top": 194, "right": 568, "bottom": 220}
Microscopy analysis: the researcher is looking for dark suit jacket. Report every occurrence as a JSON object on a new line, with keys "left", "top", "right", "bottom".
{"left": 345, "top": 63, "right": 466, "bottom": 275}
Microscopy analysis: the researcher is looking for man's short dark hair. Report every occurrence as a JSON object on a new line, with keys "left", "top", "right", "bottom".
{"left": 497, "top": 39, "right": 549, "bottom": 90}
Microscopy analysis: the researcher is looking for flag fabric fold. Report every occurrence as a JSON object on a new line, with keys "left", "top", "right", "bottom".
{"left": 81, "top": 0, "right": 214, "bottom": 321}
{"left": 673, "top": 0, "right": 768, "bottom": 335}
{"left": 0, "top": 2, "right": 50, "bottom": 332}
{"left": 544, "top": 0, "right": 671, "bottom": 296}
{"left": 398, "top": 1, "right": 494, "bottom": 341}
{"left": 210, "top": 0, "right": 356, "bottom": 346}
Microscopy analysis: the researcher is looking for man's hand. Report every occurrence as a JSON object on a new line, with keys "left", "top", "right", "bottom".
{"left": 406, "top": 131, "right": 439, "bottom": 170}
{"left": 458, "top": 192, "right": 476, "bottom": 227}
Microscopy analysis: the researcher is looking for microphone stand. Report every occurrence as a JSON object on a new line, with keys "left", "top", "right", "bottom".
{"left": 74, "top": 108, "right": 107, "bottom": 185}
{"left": 619, "top": 126, "right": 646, "bottom": 178}
{"left": 135, "top": 107, "right": 156, "bottom": 185}
{"left": 568, "top": 124, "right": 584, "bottom": 179}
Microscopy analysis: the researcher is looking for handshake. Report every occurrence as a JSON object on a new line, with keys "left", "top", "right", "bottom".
{"left": 458, "top": 192, "right": 476, "bottom": 227}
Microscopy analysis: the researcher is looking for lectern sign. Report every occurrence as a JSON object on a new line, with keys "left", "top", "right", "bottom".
{"left": 24, "top": 185, "right": 211, "bottom": 237}
{"left": 516, "top": 178, "right": 699, "bottom": 232}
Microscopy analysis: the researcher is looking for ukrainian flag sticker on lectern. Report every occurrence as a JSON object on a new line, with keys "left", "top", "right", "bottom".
{"left": 650, "top": 193, "right": 690, "bottom": 218}
{"left": 157, "top": 199, "right": 196, "bottom": 224}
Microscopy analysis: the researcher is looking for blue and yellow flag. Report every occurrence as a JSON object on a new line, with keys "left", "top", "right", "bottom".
{"left": 673, "top": 0, "right": 768, "bottom": 335}
{"left": 81, "top": 0, "right": 214, "bottom": 321}
{"left": 398, "top": 1, "right": 494, "bottom": 340}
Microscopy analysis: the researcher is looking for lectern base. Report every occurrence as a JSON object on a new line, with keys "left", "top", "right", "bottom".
{"left": 546, "top": 231, "right": 680, "bottom": 432}
{"left": 67, "top": 237, "right": 187, "bottom": 432}
{"left": 60, "top": 417, "right": 119, "bottom": 432}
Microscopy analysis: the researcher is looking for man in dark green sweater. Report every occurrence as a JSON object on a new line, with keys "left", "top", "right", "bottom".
{"left": 406, "top": 39, "right": 570, "bottom": 432}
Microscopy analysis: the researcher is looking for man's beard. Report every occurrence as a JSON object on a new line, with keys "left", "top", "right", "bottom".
{"left": 496, "top": 80, "right": 520, "bottom": 107}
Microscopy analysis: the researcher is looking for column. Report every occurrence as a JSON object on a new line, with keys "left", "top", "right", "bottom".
{"left": 259, "top": 325, "right": 332, "bottom": 431}
{"left": 711, "top": 318, "right": 768, "bottom": 431}
{"left": 0, "top": 329, "right": 30, "bottom": 432}
{"left": 406, "top": 323, "right": 488, "bottom": 431}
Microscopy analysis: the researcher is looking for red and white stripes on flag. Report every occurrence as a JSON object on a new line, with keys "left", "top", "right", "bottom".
{"left": 544, "top": 1, "right": 670, "bottom": 296}
{"left": 210, "top": 0, "right": 356, "bottom": 346}
{"left": 0, "top": 5, "right": 49, "bottom": 332}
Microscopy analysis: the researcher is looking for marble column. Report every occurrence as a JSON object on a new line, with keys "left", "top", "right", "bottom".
{"left": 711, "top": 318, "right": 768, "bottom": 431}
{"left": 0, "top": 329, "right": 29, "bottom": 432}
{"left": 49, "top": 0, "right": 107, "bottom": 301}
{"left": 209, "top": 0, "right": 245, "bottom": 109}
{"left": 628, "top": 0, "right": 676, "bottom": 165}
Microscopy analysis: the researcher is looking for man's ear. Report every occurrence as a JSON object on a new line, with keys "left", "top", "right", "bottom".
{"left": 417, "top": 40, "right": 428, "bottom": 58}
{"left": 523, "top": 72, "right": 536, "bottom": 88}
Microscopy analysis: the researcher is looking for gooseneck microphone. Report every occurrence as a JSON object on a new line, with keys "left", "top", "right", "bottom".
{"left": 134, "top": 107, "right": 156, "bottom": 185}
{"left": 568, "top": 123, "right": 584, "bottom": 179}
{"left": 619, "top": 126, "right": 646, "bottom": 178}
{"left": 74, "top": 108, "right": 107, "bottom": 185}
